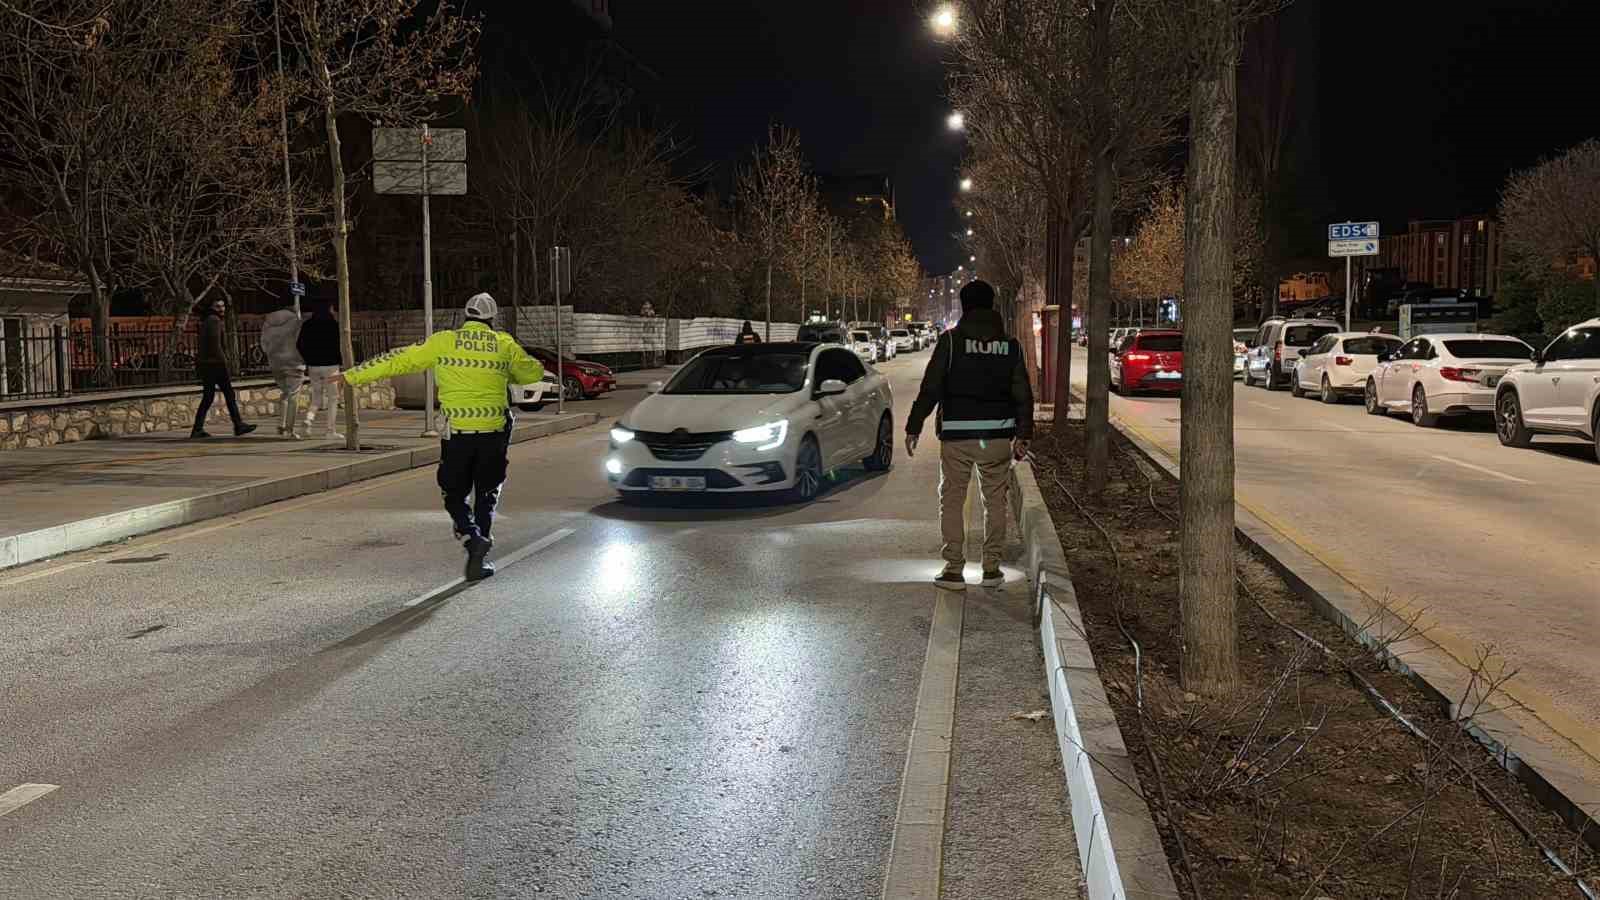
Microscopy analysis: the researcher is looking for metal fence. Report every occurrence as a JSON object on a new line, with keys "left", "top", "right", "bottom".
{"left": 0, "top": 320, "right": 394, "bottom": 402}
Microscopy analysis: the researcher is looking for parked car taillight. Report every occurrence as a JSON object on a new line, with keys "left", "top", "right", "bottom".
{"left": 1334, "top": 356, "right": 1353, "bottom": 367}
{"left": 1439, "top": 366, "right": 1482, "bottom": 383}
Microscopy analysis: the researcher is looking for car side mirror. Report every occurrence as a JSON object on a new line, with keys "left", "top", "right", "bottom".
{"left": 1530, "top": 350, "right": 1544, "bottom": 365}
{"left": 646, "top": 380, "right": 664, "bottom": 394}
{"left": 817, "top": 378, "right": 848, "bottom": 397}
{"left": 1376, "top": 352, "right": 1391, "bottom": 363}
{"left": 1297, "top": 348, "right": 1309, "bottom": 358}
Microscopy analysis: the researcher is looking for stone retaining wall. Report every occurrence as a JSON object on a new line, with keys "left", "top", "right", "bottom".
{"left": 0, "top": 382, "right": 395, "bottom": 449}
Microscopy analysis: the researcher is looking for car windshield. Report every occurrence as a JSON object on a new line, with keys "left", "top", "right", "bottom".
{"left": 664, "top": 352, "right": 809, "bottom": 394}
{"left": 850, "top": 331, "right": 871, "bottom": 342}
{"left": 890, "top": 330, "right": 909, "bottom": 337}
{"left": 1342, "top": 337, "right": 1400, "bottom": 355}
{"left": 1233, "top": 329, "right": 1255, "bottom": 341}
{"left": 1135, "top": 334, "right": 1183, "bottom": 351}
{"left": 1283, "top": 324, "right": 1338, "bottom": 346}
{"left": 1443, "top": 339, "right": 1531, "bottom": 360}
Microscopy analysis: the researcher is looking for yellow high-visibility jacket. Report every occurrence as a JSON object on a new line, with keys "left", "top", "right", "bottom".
{"left": 344, "top": 321, "right": 544, "bottom": 432}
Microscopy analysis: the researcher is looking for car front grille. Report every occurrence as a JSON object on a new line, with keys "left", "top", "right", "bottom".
{"left": 634, "top": 430, "right": 733, "bottom": 462}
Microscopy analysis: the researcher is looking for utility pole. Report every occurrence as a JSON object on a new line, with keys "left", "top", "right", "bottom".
{"left": 420, "top": 124, "right": 437, "bottom": 438}
{"left": 272, "top": 0, "right": 300, "bottom": 315}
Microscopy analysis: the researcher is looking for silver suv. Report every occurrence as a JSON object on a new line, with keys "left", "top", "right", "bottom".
{"left": 1244, "top": 316, "right": 1341, "bottom": 390}
{"left": 1494, "top": 318, "right": 1600, "bottom": 461}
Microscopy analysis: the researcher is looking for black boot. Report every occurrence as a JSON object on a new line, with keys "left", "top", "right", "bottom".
{"left": 234, "top": 422, "right": 258, "bottom": 437}
{"left": 463, "top": 533, "right": 494, "bottom": 582}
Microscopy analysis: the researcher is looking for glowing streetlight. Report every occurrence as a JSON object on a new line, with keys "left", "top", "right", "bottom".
{"left": 970, "top": 255, "right": 976, "bottom": 262}
{"left": 946, "top": 111, "right": 965, "bottom": 131}
{"left": 965, "top": 228, "right": 973, "bottom": 236}
{"left": 959, "top": 177, "right": 973, "bottom": 191}
{"left": 964, "top": 210, "right": 973, "bottom": 218}
{"left": 931, "top": 5, "right": 957, "bottom": 36}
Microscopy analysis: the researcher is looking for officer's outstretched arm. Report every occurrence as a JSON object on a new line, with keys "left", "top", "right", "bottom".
{"left": 504, "top": 340, "right": 545, "bottom": 386}
{"left": 344, "top": 332, "right": 449, "bottom": 386}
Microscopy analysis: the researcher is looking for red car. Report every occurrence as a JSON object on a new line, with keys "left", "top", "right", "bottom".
{"left": 1111, "top": 329, "right": 1184, "bottom": 395}
{"left": 524, "top": 346, "right": 617, "bottom": 400}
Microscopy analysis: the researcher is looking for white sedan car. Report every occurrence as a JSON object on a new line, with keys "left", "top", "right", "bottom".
{"left": 607, "top": 342, "right": 895, "bottom": 502}
{"left": 1292, "top": 332, "right": 1402, "bottom": 403}
{"left": 890, "top": 329, "right": 916, "bottom": 353}
{"left": 849, "top": 329, "right": 880, "bottom": 363}
{"left": 1364, "top": 332, "right": 1535, "bottom": 427}
{"left": 509, "top": 372, "right": 562, "bottom": 411}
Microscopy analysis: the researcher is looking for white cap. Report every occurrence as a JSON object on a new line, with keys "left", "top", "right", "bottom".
{"left": 465, "top": 292, "right": 498, "bottom": 322}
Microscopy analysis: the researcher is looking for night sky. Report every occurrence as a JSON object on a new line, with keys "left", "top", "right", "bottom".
{"left": 593, "top": 0, "right": 1600, "bottom": 273}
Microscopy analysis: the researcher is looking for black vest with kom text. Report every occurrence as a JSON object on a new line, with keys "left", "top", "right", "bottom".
{"left": 941, "top": 329, "right": 1019, "bottom": 440}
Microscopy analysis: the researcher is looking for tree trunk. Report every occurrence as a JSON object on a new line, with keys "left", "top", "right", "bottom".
{"left": 1049, "top": 211, "right": 1077, "bottom": 426}
{"left": 88, "top": 269, "right": 111, "bottom": 388}
{"left": 509, "top": 222, "right": 519, "bottom": 339}
{"left": 1178, "top": 33, "right": 1241, "bottom": 698}
{"left": 1085, "top": 151, "right": 1115, "bottom": 497}
{"left": 320, "top": 80, "right": 358, "bottom": 451}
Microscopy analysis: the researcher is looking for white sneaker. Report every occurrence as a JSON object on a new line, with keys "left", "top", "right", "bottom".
{"left": 327, "top": 432, "right": 344, "bottom": 441}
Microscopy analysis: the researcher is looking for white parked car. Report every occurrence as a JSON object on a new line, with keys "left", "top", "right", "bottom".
{"left": 1233, "top": 327, "right": 1254, "bottom": 378}
{"left": 509, "top": 372, "right": 562, "bottom": 412}
{"left": 1292, "top": 332, "right": 1402, "bottom": 403}
{"left": 606, "top": 342, "right": 895, "bottom": 502}
{"left": 849, "top": 329, "right": 879, "bottom": 363}
{"left": 890, "top": 328, "right": 916, "bottom": 352}
{"left": 1244, "top": 317, "right": 1341, "bottom": 390}
{"left": 1364, "top": 332, "right": 1534, "bottom": 427}
{"left": 1494, "top": 318, "right": 1600, "bottom": 459}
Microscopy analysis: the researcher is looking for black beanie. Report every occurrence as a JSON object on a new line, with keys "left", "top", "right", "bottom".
{"left": 959, "top": 280, "right": 995, "bottom": 311}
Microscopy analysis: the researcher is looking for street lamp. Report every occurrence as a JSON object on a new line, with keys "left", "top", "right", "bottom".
{"left": 964, "top": 210, "right": 973, "bottom": 218}
{"left": 959, "top": 177, "right": 972, "bottom": 191}
{"left": 946, "top": 111, "right": 965, "bottom": 131}
{"left": 965, "top": 228, "right": 973, "bottom": 236}
{"left": 931, "top": 5, "right": 957, "bottom": 36}
{"left": 970, "top": 255, "right": 976, "bottom": 262}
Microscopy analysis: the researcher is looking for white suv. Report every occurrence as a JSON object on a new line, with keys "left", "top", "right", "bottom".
{"left": 1244, "top": 317, "right": 1341, "bottom": 390}
{"left": 1494, "top": 318, "right": 1600, "bottom": 460}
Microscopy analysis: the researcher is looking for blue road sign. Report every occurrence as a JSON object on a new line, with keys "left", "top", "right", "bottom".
{"left": 1328, "top": 222, "right": 1379, "bottom": 240}
{"left": 289, "top": 282, "right": 305, "bottom": 297}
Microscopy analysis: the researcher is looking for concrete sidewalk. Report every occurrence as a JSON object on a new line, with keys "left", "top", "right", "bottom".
{"left": 0, "top": 407, "right": 598, "bottom": 570}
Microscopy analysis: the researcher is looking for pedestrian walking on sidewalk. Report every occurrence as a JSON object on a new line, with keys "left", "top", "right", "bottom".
{"left": 259, "top": 299, "right": 306, "bottom": 439}
{"left": 737, "top": 320, "right": 761, "bottom": 344}
{"left": 904, "top": 279, "right": 1033, "bottom": 591}
{"left": 296, "top": 299, "right": 344, "bottom": 439}
{"left": 326, "top": 293, "right": 543, "bottom": 582}
{"left": 189, "top": 298, "right": 257, "bottom": 439}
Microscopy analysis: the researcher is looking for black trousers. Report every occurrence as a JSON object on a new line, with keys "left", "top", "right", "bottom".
{"left": 193, "top": 364, "right": 243, "bottom": 432}
{"left": 437, "top": 428, "right": 511, "bottom": 541}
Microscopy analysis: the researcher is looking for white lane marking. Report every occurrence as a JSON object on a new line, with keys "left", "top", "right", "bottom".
{"left": 1247, "top": 400, "right": 1280, "bottom": 412}
{"left": 0, "top": 783, "right": 59, "bottom": 818}
{"left": 881, "top": 591, "right": 963, "bottom": 899}
{"left": 1429, "top": 455, "right": 1534, "bottom": 485}
{"left": 402, "top": 527, "right": 576, "bottom": 608}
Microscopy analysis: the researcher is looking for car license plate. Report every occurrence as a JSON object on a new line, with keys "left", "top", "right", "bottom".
{"left": 649, "top": 475, "right": 706, "bottom": 492}
{"left": 1153, "top": 370, "right": 1181, "bottom": 379}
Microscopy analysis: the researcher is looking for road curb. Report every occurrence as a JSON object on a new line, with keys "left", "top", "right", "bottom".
{"left": 0, "top": 413, "right": 599, "bottom": 571}
{"left": 1011, "top": 461, "right": 1182, "bottom": 900}
{"left": 1105, "top": 409, "right": 1600, "bottom": 855}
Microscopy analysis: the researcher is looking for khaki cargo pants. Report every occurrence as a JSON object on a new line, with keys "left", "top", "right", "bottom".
{"left": 938, "top": 437, "right": 1012, "bottom": 571}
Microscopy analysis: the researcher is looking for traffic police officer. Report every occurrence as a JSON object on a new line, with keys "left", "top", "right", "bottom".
{"left": 329, "top": 292, "right": 544, "bottom": 581}
{"left": 904, "top": 280, "right": 1034, "bottom": 591}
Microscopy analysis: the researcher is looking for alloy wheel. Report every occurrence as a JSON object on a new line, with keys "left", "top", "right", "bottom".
{"left": 1321, "top": 377, "right": 1336, "bottom": 404}
{"left": 792, "top": 439, "right": 822, "bottom": 501}
{"left": 563, "top": 376, "right": 583, "bottom": 401}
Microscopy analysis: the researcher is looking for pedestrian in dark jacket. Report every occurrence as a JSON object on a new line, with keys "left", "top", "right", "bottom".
{"left": 736, "top": 320, "right": 762, "bottom": 344}
{"left": 905, "top": 279, "right": 1033, "bottom": 591}
{"left": 296, "top": 300, "right": 344, "bottom": 438}
{"left": 190, "top": 298, "right": 256, "bottom": 439}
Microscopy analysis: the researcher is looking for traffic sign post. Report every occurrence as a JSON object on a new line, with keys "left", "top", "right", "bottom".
{"left": 550, "top": 246, "right": 572, "bottom": 414}
{"left": 1328, "top": 222, "right": 1380, "bottom": 330}
{"left": 374, "top": 125, "right": 468, "bottom": 438}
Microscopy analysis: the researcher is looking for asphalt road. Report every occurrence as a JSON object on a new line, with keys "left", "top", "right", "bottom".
{"left": 0, "top": 353, "right": 1078, "bottom": 899}
{"left": 1070, "top": 346, "right": 1600, "bottom": 784}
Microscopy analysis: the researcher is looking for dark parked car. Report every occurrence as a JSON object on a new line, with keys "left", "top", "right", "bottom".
{"left": 796, "top": 323, "right": 848, "bottom": 345}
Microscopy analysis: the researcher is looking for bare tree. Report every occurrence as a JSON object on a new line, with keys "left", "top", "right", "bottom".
{"left": 738, "top": 124, "right": 812, "bottom": 340}
{"left": 280, "top": 0, "right": 478, "bottom": 450}
{"left": 1157, "top": 0, "right": 1283, "bottom": 697}
{"left": 1500, "top": 138, "right": 1600, "bottom": 318}
{"left": 1238, "top": 12, "right": 1300, "bottom": 319}
{"left": 963, "top": 144, "right": 1047, "bottom": 377}
{"left": 0, "top": 0, "right": 149, "bottom": 386}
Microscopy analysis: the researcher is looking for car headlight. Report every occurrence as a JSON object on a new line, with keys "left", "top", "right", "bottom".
{"left": 732, "top": 419, "right": 788, "bottom": 452}
{"left": 610, "top": 426, "right": 636, "bottom": 444}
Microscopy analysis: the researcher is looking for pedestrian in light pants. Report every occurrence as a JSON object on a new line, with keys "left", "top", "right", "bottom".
{"left": 904, "top": 279, "right": 1034, "bottom": 591}
{"left": 296, "top": 300, "right": 344, "bottom": 438}
{"left": 259, "top": 301, "right": 306, "bottom": 439}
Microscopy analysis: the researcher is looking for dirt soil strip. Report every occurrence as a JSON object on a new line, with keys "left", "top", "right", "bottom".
{"left": 1030, "top": 422, "right": 1599, "bottom": 899}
